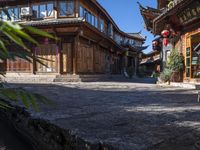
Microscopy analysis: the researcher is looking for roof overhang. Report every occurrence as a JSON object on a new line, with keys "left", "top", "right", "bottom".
{"left": 137, "top": 2, "right": 161, "bottom": 33}
{"left": 153, "top": 0, "right": 199, "bottom": 35}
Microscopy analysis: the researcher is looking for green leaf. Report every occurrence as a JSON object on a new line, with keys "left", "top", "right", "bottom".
{"left": 0, "top": 40, "right": 7, "bottom": 51}
{"left": 27, "top": 93, "right": 39, "bottom": 111}
{"left": 24, "top": 26, "right": 56, "bottom": 39}
{"left": 14, "top": 29, "right": 38, "bottom": 46}
{"left": 4, "top": 21, "right": 22, "bottom": 30}
{"left": 0, "top": 100, "right": 13, "bottom": 109}
{"left": 33, "top": 93, "right": 50, "bottom": 105}
{"left": 2, "top": 27, "right": 28, "bottom": 50}
{"left": 0, "top": 88, "right": 18, "bottom": 101}
{"left": 19, "top": 90, "right": 30, "bottom": 108}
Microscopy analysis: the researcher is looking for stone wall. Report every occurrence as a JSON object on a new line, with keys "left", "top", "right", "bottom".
{"left": 0, "top": 104, "right": 115, "bottom": 150}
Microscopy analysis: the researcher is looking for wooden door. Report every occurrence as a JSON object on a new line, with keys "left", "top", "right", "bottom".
{"left": 62, "top": 43, "right": 72, "bottom": 74}
{"left": 94, "top": 46, "right": 106, "bottom": 73}
{"left": 36, "top": 44, "right": 58, "bottom": 73}
{"left": 77, "top": 43, "right": 94, "bottom": 73}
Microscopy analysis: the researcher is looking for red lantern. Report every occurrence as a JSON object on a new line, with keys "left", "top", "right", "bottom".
{"left": 152, "top": 41, "right": 158, "bottom": 46}
{"left": 163, "top": 38, "right": 169, "bottom": 46}
{"left": 161, "top": 30, "right": 170, "bottom": 38}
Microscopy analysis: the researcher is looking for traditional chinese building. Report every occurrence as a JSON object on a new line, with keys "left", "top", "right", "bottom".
{"left": 0, "top": 0, "right": 147, "bottom": 81}
{"left": 140, "top": 50, "right": 161, "bottom": 77}
{"left": 139, "top": 0, "right": 200, "bottom": 83}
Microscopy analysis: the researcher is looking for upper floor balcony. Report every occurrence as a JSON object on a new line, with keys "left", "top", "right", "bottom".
{"left": 0, "top": 0, "right": 146, "bottom": 51}
{"left": 0, "top": 1, "right": 76, "bottom": 21}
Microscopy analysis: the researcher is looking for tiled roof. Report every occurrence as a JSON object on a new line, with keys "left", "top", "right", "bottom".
{"left": 137, "top": 2, "right": 161, "bottom": 32}
{"left": 127, "top": 33, "right": 146, "bottom": 40}
{"left": 140, "top": 57, "right": 160, "bottom": 65}
{"left": 131, "top": 45, "right": 149, "bottom": 52}
{"left": 19, "top": 18, "right": 84, "bottom": 26}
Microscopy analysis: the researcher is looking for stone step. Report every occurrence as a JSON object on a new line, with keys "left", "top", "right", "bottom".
{"left": 53, "top": 78, "right": 81, "bottom": 82}
{"left": 54, "top": 74, "right": 125, "bottom": 82}
{"left": 3, "top": 74, "right": 127, "bottom": 83}
{"left": 3, "top": 73, "right": 57, "bottom": 83}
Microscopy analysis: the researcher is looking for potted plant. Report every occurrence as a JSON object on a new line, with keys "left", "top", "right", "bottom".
{"left": 160, "top": 68, "right": 172, "bottom": 84}
{"left": 167, "top": 49, "right": 184, "bottom": 82}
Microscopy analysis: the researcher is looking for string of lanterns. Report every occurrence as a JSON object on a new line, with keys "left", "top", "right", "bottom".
{"left": 161, "top": 30, "right": 170, "bottom": 47}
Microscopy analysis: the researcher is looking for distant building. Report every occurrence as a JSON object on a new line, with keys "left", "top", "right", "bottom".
{"left": 0, "top": 0, "right": 147, "bottom": 81}
{"left": 139, "top": 0, "right": 200, "bottom": 83}
{"left": 140, "top": 50, "right": 161, "bottom": 77}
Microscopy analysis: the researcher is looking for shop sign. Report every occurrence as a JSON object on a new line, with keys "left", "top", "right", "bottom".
{"left": 177, "top": 1, "right": 200, "bottom": 25}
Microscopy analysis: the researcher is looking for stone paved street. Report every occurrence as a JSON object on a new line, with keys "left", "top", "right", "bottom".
{"left": 14, "top": 80, "right": 200, "bottom": 150}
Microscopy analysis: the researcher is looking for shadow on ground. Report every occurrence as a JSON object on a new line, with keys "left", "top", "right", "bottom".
{"left": 2, "top": 80, "right": 200, "bottom": 150}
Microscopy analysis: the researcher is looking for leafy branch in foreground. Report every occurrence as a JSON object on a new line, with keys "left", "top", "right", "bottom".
{"left": 0, "top": 87, "right": 50, "bottom": 111}
{"left": 0, "top": 19, "right": 56, "bottom": 110}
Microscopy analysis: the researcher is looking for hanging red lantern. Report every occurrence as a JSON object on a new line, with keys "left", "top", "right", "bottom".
{"left": 152, "top": 41, "right": 158, "bottom": 46}
{"left": 163, "top": 38, "right": 169, "bottom": 46}
{"left": 161, "top": 30, "right": 170, "bottom": 38}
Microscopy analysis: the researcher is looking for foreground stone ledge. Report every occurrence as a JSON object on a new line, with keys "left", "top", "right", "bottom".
{"left": 0, "top": 105, "right": 116, "bottom": 150}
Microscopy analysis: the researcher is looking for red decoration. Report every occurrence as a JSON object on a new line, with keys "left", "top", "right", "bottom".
{"left": 161, "top": 30, "right": 170, "bottom": 38}
{"left": 44, "top": 38, "right": 49, "bottom": 45}
{"left": 152, "top": 41, "right": 158, "bottom": 46}
{"left": 163, "top": 38, "right": 169, "bottom": 46}
{"left": 110, "top": 48, "right": 114, "bottom": 52}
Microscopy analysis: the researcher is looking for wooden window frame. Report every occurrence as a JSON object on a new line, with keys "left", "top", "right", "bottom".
{"left": 58, "top": 0, "right": 75, "bottom": 18}
{"left": 32, "top": 2, "right": 55, "bottom": 20}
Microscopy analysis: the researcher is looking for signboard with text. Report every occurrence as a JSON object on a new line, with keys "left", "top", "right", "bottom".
{"left": 177, "top": 1, "right": 200, "bottom": 25}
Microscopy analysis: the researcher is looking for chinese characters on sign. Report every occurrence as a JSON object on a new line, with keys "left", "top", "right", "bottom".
{"left": 177, "top": 1, "right": 200, "bottom": 24}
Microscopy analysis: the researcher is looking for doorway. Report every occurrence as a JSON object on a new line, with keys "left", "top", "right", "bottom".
{"left": 62, "top": 43, "right": 72, "bottom": 74}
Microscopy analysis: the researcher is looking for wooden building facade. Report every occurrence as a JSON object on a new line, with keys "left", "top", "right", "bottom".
{"left": 0, "top": 0, "right": 147, "bottom": 78}
{"left": 140, "top": 50, "right": 161, "bottom": 77}
{"left": 139, "top": 0, "right": 200, "bottom": 83}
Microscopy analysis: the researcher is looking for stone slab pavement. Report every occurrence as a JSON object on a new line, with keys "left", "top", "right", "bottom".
{"left": 11, "top": 80, "right": 200, "bottom": 150}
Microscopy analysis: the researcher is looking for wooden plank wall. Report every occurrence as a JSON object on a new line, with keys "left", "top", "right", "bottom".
{"left": 35, "top": 44, "right": 58, "bottom": 73}
{"left": 77, "top": 38, "right": 109, "bottom": 74}
{"left": 6, "top": 46, "right": 31, "bottom": 72}
{"left": 62, "top": 43, "right": 72, "bottom": 73}
{"left": 94, "top": 45, "right": 106, "bottom": 73}
{"left": 77, "top": 40, "right": 94, "bottom": 73}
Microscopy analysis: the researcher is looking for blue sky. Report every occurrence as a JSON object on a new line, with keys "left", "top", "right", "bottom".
{"left": 98, "top": 0, "right": 157, "bottom": 53}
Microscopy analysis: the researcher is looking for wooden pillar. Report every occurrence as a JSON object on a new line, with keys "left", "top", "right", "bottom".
{"left": 134, "top": 57, "right": 137, "bottom": 76}
{"left": 75, "top": 0, "right": 80, "bottom": 17}
{"left": 32, "top": 46, "right": 36, "bottom": 74}
{"left": 54, "top": 0, "right": 58, "bottom": 19}
{"left": 57, "top": 39, "right": 62, "bottom": 74}
{"left": 72, "top": 35, "right": 79, "bottom": 75}
{"left": 93, "top": 44, "right": 97, "bottom": 73}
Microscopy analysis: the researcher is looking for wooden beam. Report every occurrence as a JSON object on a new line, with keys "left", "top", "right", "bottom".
{"left": 72, "top": 34, "right": 79, "bottom": 75}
